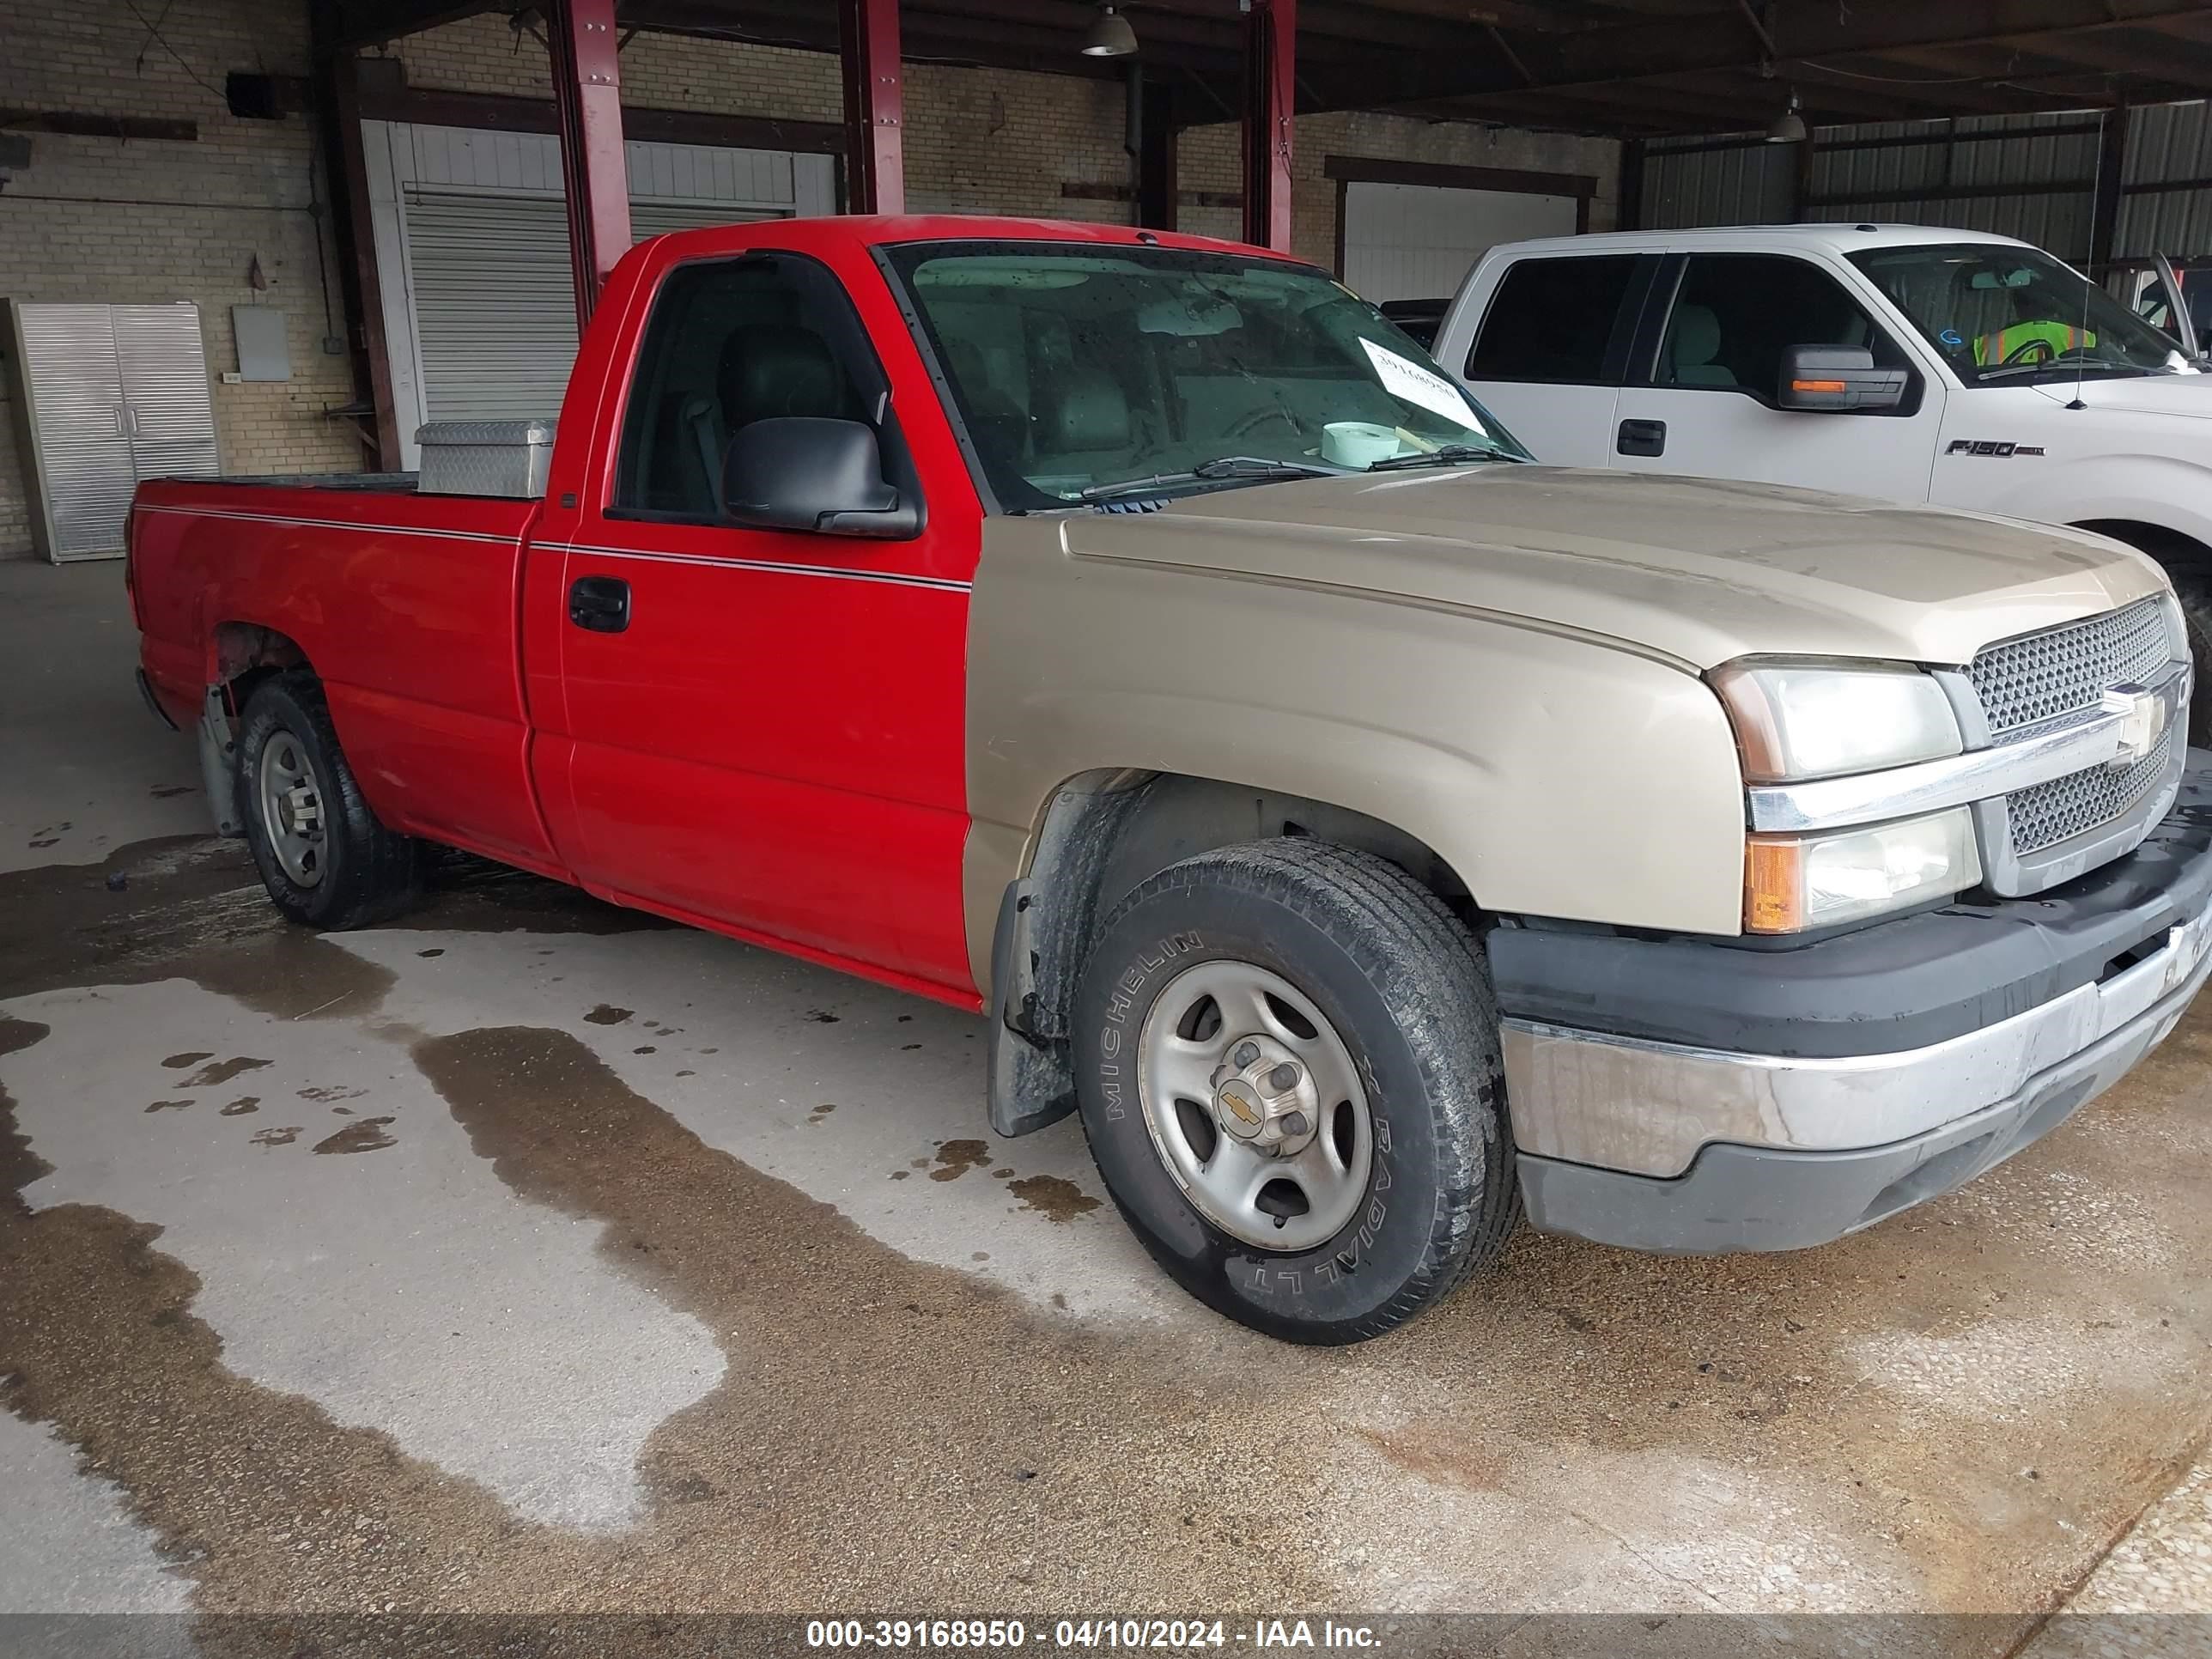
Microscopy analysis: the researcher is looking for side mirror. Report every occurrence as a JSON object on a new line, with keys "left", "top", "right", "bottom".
{"left": 721, "top": 416, "right": 919, "bottom": 538}
{"left": 1776, "top": 344, "right": 1907, "bottom": 412}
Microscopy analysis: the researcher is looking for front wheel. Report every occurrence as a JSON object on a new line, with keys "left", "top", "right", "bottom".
{"left": 235, "top": 671, "right": 422, "bottom": 929}
{"left": 1072, "top": 839, "right": 1518, "bottom": 1344}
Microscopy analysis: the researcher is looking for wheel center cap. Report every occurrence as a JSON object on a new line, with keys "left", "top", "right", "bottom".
{"left": 1210, "top": 1034, "right": 1318, "bottom": 1156}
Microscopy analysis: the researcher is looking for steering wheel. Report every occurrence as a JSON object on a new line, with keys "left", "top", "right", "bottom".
{"left": 2002, "top": 337, "right": 2057, "bottom": 366}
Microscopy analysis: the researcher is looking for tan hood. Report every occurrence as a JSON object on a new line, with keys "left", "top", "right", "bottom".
{"left": 1060, "top": 465, "right": 2165, "bottom": 669}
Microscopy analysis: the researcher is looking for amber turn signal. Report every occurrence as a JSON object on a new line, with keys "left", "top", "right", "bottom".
{"left": 1743, "top": 837, "right": 1806, "bottom": 933}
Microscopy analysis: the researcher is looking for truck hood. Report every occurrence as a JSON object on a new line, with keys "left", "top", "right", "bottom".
{"left": 1060, "top": 465, "right": 2164, "bottom": 670}
{"left": 2028, "top": 368, "right": 2212, "bottom": 421}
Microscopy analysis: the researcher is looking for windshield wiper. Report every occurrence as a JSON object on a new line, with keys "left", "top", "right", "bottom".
{"left": 1077, "top": 455, "right": 1340, "bottom": 501}
{"left": 1973, "top": 358, "right": 2149, "bottom": 382}
{"left": 1364, "top": 442, "right": 1517, "bottom": 472}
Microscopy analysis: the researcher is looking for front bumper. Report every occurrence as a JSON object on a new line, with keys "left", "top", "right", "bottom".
{"left": 1500, "top": 753, "right": 2212, "bottom": 1255}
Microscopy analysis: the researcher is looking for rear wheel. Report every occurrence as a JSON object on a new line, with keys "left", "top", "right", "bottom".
{"left": 1072, "top": 839, "right": 1518, "bottom": 1344}
{"left": 235, "top": 672, "right": 421, "bottom": 929}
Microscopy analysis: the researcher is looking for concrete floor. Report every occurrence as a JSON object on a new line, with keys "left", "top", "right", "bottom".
{"left": 3, "top": 558, "right": 2210, "bottom": 1651}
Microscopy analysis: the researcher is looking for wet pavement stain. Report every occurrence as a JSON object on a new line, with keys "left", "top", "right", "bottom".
{"left": 220, "top": 1097, "right": 259, "bottom": 1116}
{"left": 806, "top": 1103, "right": 836, "bottom": 1125}
{"left": 248, "top": 1127, "right": 301, "bottom": 1147}
{"left": 298, "top": 1085, "right": 366, "bottom": 1102}
{"left": 804, "top": 1009, "right": 840, "bottom": 1024}
{"left": 178, "top": 1056, "right": 270, "bottom": 1089}
{"left": 161, "top": 1051, "right": 213, "bottom": 1069}
{"left": 149, "top": 784, "right": 196, "bottom": 799}
{"left": 399, "top": 1024, "right": 1359, "bottom": 1609}
{"left": 927, "top": 1139, "right": 992, "bottom": 1182}
{"left": 1006, "top": 1174, "right": 1100, "bottom": 1223}
{"left": 313, "top": 1117, "right": 398, "bottom": 1156}
{"left": 143, "top": 1099, "right": 192, "bottom": 1114}
{"left": 582, "top": 1006, "right": 632, "bottom": 1026}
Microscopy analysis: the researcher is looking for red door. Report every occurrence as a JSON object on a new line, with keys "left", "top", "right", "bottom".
{"left": 532, "top": 238, "right": 984, "bottom": 1004}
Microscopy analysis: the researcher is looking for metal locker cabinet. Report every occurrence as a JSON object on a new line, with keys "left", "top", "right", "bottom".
{"left": 7, "top": 301, "right": 137, "bottom": 562}
{"left": 4, "top": 299, "right": 219, "bottom": 563}
{"left": 114, "top": 303, "right": 222, "bottom": 491}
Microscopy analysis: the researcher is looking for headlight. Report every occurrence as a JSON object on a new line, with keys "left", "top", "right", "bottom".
{"left": 1711, "top": 659, "right": 1963, "bottom": 781}
{"left": 1746, "top": 808, "right": 1980, "bottom": 933}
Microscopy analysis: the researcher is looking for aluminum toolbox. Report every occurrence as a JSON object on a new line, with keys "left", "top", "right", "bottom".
{"left": 416, "top": 419, "right": 556, "bottom": 499}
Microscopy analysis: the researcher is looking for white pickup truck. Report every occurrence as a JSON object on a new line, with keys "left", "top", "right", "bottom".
{"left": 1433, "top": 223, "right": 2212, "bottom": 738}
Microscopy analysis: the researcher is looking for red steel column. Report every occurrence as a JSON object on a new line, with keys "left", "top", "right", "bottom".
{"left": 841, "top": 0, "right": 906, "bottom": 214}
{"left": 549, "top": 0, "right": 630, "bottom": 330}
{"left": 1242, "top": 0, "right": 1295, "bottom": 252}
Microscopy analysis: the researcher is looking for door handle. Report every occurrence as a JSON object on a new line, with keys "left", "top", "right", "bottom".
{"left": 1617, "top": 418, "right": 1667, "bottom": 458}
{"left": 568, "top": 575, "right": 631, "bottom": 633}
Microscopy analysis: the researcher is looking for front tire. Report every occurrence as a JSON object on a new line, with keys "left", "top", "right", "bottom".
{"left": 1072, "top": 839, "right": 1518, "bottom": 1344}
{"left": 235, "top": 672, "right": 421, "bottom": 929}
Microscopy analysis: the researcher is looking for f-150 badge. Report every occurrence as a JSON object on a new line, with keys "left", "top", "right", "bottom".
{"left": 1945, "top": 440, "right": 2047, "bottom": 457}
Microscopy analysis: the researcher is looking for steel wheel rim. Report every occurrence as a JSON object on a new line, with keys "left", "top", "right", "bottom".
{"left": 1134, "top": 957, "right": 1374, "bottom": 1253}
{"left": 257, "top": 727, "right": 327, "bottom": 889}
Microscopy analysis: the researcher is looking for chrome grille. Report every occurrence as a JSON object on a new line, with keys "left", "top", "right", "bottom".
{"left": 1968, "top": 596, "right": 2170, "bottom": 737}
{"left": 2006, "top": 726, "right": 2178, "bottom": 855}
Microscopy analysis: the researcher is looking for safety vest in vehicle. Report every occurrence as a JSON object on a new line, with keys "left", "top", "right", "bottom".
{"left": 1973, "top": 321, "right": 2095, "bottom": 365}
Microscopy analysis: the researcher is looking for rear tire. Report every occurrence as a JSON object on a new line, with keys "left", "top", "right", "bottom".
{"left": 1072, "top": 839, "right": 1518, "bottom": 1345}
{"left": 235, "top": 671, "right": 422, "bottom": 929}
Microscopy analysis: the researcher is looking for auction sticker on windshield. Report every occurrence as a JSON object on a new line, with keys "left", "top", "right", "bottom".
{"left": 1360, "top": 337, "right": 1486, "bottom": 430}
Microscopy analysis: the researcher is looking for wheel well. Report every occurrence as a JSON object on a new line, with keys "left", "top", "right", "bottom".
{"left": 986, "top": 769, "right": 1472, "bottom": 1136}
{"left": 211, "top": 622, "right": 311, "bottom": 708}
{"left": 2074, "top": 520, "right": 2212, "bottom": 575}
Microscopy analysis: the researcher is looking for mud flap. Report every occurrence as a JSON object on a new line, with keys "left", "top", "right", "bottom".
{"left": 987, "top": 878, "right": 1079, "bottom": 1137}
{"left": 198, "top": 685, "right": 244, "bottom": 837}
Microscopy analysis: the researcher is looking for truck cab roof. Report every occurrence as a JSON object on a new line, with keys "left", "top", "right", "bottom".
{"left": 1479, "top": 222, "right": 2039, "bottom": 261}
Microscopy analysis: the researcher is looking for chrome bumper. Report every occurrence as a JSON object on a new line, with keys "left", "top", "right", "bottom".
{"left": 1503, "top": 901, "right": 2212, "bottom": 1181}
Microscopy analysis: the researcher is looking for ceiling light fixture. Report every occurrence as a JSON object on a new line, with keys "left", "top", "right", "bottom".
{"left": 1082, "top": 3, "right": 1139, "bottom": 58}
{"left": 1766, "top": 90, "right": 1807, "bottom": 143}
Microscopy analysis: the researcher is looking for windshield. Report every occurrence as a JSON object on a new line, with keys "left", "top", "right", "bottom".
{"left": 883, "top": 240, "right": 1528, "bottom": 509}
{"left": 1848, "top": 243, "right": 2190, "bottom": 387}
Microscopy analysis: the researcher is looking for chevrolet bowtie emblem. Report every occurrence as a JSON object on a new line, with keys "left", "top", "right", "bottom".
{"left": 2102, "top": 682, "right": 2175, "bottom": 769}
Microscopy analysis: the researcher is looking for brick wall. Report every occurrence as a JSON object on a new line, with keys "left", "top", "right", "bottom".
{"left": 384, "top": 15, "right": 1614, "bottom": 236}
{"left": 379, "top": 15, "right": 1144, "bottom": 222}
{"left": 1179, "top": 112, "right": 1620, "bottom": 264}
{"left": 0, "top": 0, "right": 362, "bottom": 560}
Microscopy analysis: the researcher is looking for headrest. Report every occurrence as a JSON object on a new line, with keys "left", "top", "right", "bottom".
{"left": 1040, "top": 368, "right": 1130, "bottom": 453}
{"left": 719, "top": 325, "right": 851, "bottom": 428}
{"left": 1670, "top": 304, "right": 1723, "bottom": 366}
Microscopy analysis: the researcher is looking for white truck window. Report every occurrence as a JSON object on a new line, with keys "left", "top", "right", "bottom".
{"left": 1653, "top": 254, "right": 1911, "bottom": 408}
{"left": 1849, "top": 243, "right": 2184, "bottom": 387}
{"left": 1466, "top": 255, "right": 1642, "bottom": 385}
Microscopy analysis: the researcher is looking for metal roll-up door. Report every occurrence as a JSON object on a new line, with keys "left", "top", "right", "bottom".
{"left": 404, "top": 191, "right": 579, "bottom": 424}
{"left": 403, "top": 191, "right": 777, "bottom": 425}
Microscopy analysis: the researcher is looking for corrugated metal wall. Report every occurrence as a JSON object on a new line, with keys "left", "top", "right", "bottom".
{"left": 1641, "top": 100, "right": 2212, "bottom": 268}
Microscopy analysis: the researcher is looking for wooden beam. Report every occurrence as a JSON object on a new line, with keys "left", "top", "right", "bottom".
{"left": 327, "top": 0, "right": 491, "bottom": 49}
{"left": 351, "top": 76, "right": 846, "bottom": 150}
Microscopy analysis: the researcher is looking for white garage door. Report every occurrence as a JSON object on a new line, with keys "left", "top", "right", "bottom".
{"left": 403, "top": 191, "right": 770, "bottom": 424}
{"left": 366, "top": 121, "right": 838, "bottom": 459}
{"left": 1342, "top": 180, "right": 1579, "bottom": 304}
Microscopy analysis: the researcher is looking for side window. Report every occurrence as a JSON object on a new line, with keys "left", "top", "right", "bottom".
{"left": 1656, "top": 253, "right": 1911, "bottom": 403}
{"left": 1466, "top": 255, "right": 1642, "bottom": 385}
{"left": 611, "top": 253, "right": 888, "bottom": 521}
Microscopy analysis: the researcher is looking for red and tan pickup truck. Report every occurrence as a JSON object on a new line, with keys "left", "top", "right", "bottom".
{"left": 131, "top": 215, "right": 2212, "bottom": 1344}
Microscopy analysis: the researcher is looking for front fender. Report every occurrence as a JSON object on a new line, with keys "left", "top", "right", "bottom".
{"left": 963, "top": 519, "right": 1748, "bottom": 988}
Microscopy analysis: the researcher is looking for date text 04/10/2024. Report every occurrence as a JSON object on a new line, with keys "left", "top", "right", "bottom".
{"left": 804, "top": 1619, "right": 1382, "bottom": 1650}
